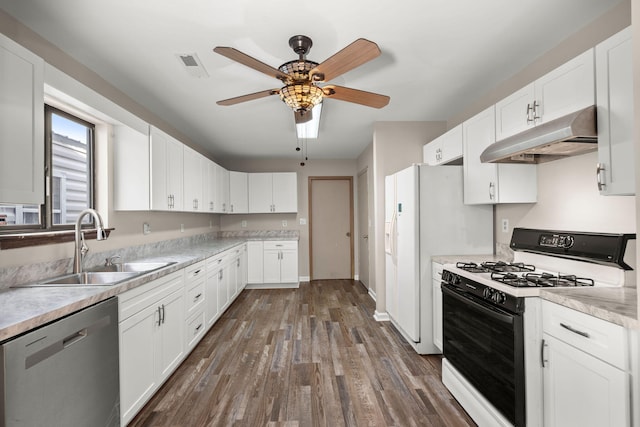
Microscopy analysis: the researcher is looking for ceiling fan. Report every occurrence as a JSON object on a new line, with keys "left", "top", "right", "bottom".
{"left": 213, "top": 35, "right": 390, "bottom": 125}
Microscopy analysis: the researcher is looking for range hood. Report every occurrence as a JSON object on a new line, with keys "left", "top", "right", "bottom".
{"left": 480, "top": 105, "right": 597, "bottom": 163}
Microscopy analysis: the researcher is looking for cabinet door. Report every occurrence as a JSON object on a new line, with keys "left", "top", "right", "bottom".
{"left": 0, "top": 35, "right": 44, "bottom": 205}
{"left": 463, "top": 106, "right": 498, "bottom": 204}
{"left": 495, "top": 83, "right": 535, "bottom": 141}
{"left": 205, "top": 160, "right": 217, "bottom": 212}
{"left": 263, "top": 249, "right": 281, "bottom": 283}
{"left": 206, "top": 266, "right": 221, "bottom": 326}
{"left": 247, "top": 241, "right": 264, "bottom": 283}
{"left": 422, "top": 139, "right": 441, "bottom": 165}
{"left": 119, "top": 303, "right": 159, "bottom": 425}
{"left": 439, "top": 124, "right": 463, "bottom": 164}
{"left": 167, "top": 138, "right": 183, "bottom": 211}
{"left": 229, "top": 171, "right": 248, "bottom": 213}
{"left": 596, "top": 27, "right": 634, "bottom": 196}
{"left": 535, "top": 49, "right": 594, "bottom": 124}
{"left": 157, "top": 289, "right": 185, "bottom": 381}
{"left": 217, "top": 267, "right": 229, "bottom": 312}
{"left": 183, "top": 146, "right": 204, "bottom": 211}
{"left": 272, "top": 173, "right": 298, "bottom": 212}
{"left": 280, "top": 249, "right": 299, "bottom": 283}
{"left": 216, "top": 165, "right": 230, "bottom": 213}
{"left": 248, "top": 173, "right": 274, "bottom": 213}
{"left": 543, "top": 334, "right": 630, "bottom": 427}
{"left": 432, "top": 278, "right": 443, "bottom": 352}
{"left": 113, "top": 125, "right": 150, "bottom": 210}
{"left": 150, "top": 127, "right": 170, "bottom": 210}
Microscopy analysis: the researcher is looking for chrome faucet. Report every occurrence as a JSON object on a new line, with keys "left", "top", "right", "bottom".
{"left": 73, "top": 209, "right": 108, "bottom": 274}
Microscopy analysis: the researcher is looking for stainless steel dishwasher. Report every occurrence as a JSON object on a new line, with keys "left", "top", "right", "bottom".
{"left": 1, "top": 297, "right": 120, "bottom": 427}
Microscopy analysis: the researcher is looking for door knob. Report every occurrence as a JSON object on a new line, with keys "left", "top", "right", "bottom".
{"left": 346, "top": 232, "right": 351, "bottom": 237}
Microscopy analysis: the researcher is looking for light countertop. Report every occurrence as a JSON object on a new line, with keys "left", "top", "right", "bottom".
{"left": 0, "top": 235, "right": 298, "bottom": 342}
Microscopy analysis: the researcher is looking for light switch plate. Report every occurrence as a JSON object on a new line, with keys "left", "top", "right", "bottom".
{"left": 143, "top": 222, "right": 151, "bottom": 235}
{"left": 299, "top": 218, "right": 307, "bottom": 225}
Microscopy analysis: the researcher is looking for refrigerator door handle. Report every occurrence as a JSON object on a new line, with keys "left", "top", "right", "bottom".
{"left": 390, "top": 211, "right": 397, "bottom": 261}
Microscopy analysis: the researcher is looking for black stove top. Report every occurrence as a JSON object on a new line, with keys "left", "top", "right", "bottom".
{"left": 490, "top": 272, "right": 595, "bottom": 288}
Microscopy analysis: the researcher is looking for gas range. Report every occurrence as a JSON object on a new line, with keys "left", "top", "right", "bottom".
{"left": 444, "top": 228, "right": 636, "bottom": 300}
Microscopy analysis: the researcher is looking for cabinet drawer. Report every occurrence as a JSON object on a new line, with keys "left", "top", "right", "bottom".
{"left": 186, "top": 309, "right": 206, "bottom": 349}
{"left": 185, "top": 277, "right": 205, "bottom": 314}
{"left": 542, "top": 300, "right": 628, "bottom": 369}
{"left": 185, "top": 260, "right": 205, "bottom": 281}
{"left": 432, "top": 262, "right": 444, "bottom": 281}
{"left": 263, "top": 240, "right": 297, "bottom": 250}
{"left": 118, "top": 270, "right": 183, "bottom": 322}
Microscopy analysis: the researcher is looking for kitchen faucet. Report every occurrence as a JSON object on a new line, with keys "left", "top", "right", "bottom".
{"left": 73, "top": 209, "right": 108, "bottom": 274}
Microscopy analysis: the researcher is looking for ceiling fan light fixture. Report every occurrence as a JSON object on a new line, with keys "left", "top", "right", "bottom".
{"left": 279, "top": 60, "right": 319, "bottom": 81}
{"left": 279, "top": 83, "right": 323, "bottom": 111}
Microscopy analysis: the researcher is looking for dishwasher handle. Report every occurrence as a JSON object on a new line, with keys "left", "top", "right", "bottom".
{"left": 63, "top": 328, "right": 88, "bottom": 348}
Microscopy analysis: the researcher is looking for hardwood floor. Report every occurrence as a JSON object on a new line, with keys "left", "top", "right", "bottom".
{"left": 129, "top": 280, "right": 476, "bottom": 427}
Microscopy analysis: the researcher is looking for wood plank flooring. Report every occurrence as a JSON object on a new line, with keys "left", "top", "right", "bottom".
{"left": 129, "top": 280, "right": 476, "bottom": 427}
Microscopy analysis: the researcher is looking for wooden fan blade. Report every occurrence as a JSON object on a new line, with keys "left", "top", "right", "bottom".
{"left": 322, "top": 85, "right": 390, "bottom": 108}
{"left": 310, "top": 39, "right": 381, "bottom": 82}
{"left": 217, "top": 89, "right": 280, "bottom": 106}
{"left": 214, "top": 47, "right": 290, "bottom": 82}
{"left": 294, "top": 109, "right": 313, "bottom": 124}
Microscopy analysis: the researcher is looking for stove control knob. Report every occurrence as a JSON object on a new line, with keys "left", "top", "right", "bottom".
{"left": 482, "top": 288, "right": 494, "bottom": 300}
{"left": 492, "top": 291, "right": 506, "bottom": 304}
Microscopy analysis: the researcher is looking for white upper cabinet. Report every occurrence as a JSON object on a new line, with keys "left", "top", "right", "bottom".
{"left": 150, "top": 126, "right": 183, "bottom": 211}
{"left": 0, "top": 34, "right": 44, "bottom": 205}
{"left": 248, "top": 172, "right": 298, "bottom": 213}
{"left": 113, "top": 125, "right": 150, "bottom": 210}
{"left": 495, "top": 49, "right": 595, "bottom": 141}
{"left": 423, "top": 125, "right": 463, "bottom": 165}
{"left": 595, "top": 27, "right": 634, "bottom": 196}
{"left": 214, "top": 163, "right": 230, "bottom": 213}
{"left": 229, "top": 171, "right": 248, "bottom": 213}
{"left": 204, "top": 160, "right": 217, "bottom": 212}
{"left": 182, "top": 146, "right": 206, "bottom": 212}
{"left": 463, "top": 106, "right": 537, "bottom": 204}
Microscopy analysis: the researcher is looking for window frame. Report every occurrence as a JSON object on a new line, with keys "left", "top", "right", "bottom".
{"left": 0, "top": 104, "right": 96, "bottom": 234}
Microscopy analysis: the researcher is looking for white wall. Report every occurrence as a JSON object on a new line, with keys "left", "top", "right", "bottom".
{"left": 496, "top": 152, "right": 636, "bottom": 246}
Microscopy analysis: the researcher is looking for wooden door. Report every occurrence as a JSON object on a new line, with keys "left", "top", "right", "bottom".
{"left": 357, "top": 169, "right": 370, "bottom": 288}
{"left": 309, "top": 177, "right": 353, "bottom": 280}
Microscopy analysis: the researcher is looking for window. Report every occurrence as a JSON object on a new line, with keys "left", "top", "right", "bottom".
{"left": 0, "top": 105, "right": 95, "bottom": 230}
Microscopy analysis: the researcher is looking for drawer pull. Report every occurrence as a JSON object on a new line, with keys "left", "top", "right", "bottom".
{"left": 193, "top": 269, "right": 202, "bottom": 276}
{"left": 195, "top": 323, "right": 203, "bottom": 332}
{"left": 560, "top": 322, "right": 590, "bottom": 338}
{"left": 194, "top": 293, "right": 202, "bottom": 301}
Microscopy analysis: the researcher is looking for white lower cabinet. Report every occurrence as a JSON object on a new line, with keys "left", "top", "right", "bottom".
{"left": 118, "top": 270, "right": 185, "bottom": 426}
{"left": 541, "top": 300, "right": 630, "bottom": 427}
{"left": 256, "top": 241, "right": 298, "bottom": 285}
{"left": 184, "top": 261, "right": 206, "bottom": 350}
{"left": 432, "top": 262, "right": 443, "bottom": 353}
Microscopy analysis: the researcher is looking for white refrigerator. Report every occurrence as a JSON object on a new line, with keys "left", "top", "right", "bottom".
{"left": 385, "top": 164, "right": 493, "bottom": 354}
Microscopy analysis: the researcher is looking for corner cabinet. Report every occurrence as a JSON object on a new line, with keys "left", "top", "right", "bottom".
{"left": 0, "top": 34, "right": 44, "bottom": 205}
{"left": 248, "top": 172, "right": 298, "bottom": 213}
{"left": 495, "top": 49, "right": 595, "bottom": 141}
{"left": 541, "top": 300, "right": 630, "bottom": 427}
{"left": 150, "top": 126, "right": 183, "bottom": 211}
{"left": 595, "top": 27, "right": 635, "bottom": 196}
{"left": 463, "top": 106, "right": 537, "bottom": 204}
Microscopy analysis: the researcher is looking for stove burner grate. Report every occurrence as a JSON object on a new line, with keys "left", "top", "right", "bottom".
{"left": 490, "top": 271, "right": 595, "bottom": 288}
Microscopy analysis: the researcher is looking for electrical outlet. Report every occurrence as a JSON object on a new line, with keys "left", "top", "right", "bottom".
{"left": 180, "top": 224, "right": 185, "bottom": 233}
{"left": 501, "top": 219, "right": 509, "bottom": 233}
{"left": 241, "top": 220, "right": 247, "bottom": 228}
{"left": 143, "top": 222, "right": 151, "bottom": 235}
{"left": 299, "top": 218, "right": 307, "bottom": 225}
{"left": 282, "top": 220, "right": 287, "bottom": 227}
{"left": 209, "top": 220, "right": 212, "bottom": 228}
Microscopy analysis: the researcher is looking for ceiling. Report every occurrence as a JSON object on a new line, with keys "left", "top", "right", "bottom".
{"left": 0, "top": 0, "right": 623, "bottom": 162}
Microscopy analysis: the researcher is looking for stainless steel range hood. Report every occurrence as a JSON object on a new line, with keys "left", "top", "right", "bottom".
{"left": 480, "top": 105, "right": 597, "bottom": 163}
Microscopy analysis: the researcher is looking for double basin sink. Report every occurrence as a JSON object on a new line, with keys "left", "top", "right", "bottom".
{"left": 21, "top": 261, "right": 177, "bottom": 287}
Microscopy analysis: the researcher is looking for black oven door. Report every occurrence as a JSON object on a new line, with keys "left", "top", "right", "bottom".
{"left": 442, "top": 282, "right": 525, "bottom": 426}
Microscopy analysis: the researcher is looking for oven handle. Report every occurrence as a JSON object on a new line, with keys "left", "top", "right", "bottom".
{"left": 442, "top": 283, "right": 515, "bottom": 325}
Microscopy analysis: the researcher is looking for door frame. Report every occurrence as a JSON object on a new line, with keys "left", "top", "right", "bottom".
{"left": 308, "top": 176, "right": 354, "bottom": 280}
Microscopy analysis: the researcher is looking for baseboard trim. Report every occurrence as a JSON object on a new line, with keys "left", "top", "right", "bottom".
{"left": 245, "top": 282, "right": 300, "bottom": 290}
{"left": 373, "top": 310, "right": 390, "bottom": 322}
{"left": 368, "top": 288, "right": 377, "bottom": 301}
{"left": 299, "top": 276, "right": 310, "bottom": 282}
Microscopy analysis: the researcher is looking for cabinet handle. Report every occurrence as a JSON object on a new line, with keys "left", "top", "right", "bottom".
{"left": 488, "top": 182, "right": 496, "bottom": 200}
{"left": 194, "top": 293, "right": 202, "bottom": 302}
{"left": 157, "top": 306, "right": 162, "bottom": 326}
{"left": 596, "top": 163, "right": 606, "bottom": 191}
{"left": 219, "top": 270, "right": 223, "bottom": 280}
{"left": 230, "top": 204, "right": 234, "bottom": 213}
{"left": 541, "top": 338, "right": 548, "bottom": 368}
{"left": 161, "top": 304, "right": 166, "bottom": 324}
{"left": 526, "top": 101, "right": 540, "bottom": 123}
{"left": 560, "top": 322, "right": 590, "bottom": 338}
{"left": 193, "top": 269, "right": 202, "bottom": 276}
{"left": 195, "top": 323, "right": 203, "bottom": 332}
{"left": 210, "top": 201, "right": 214, "bottom": 211}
